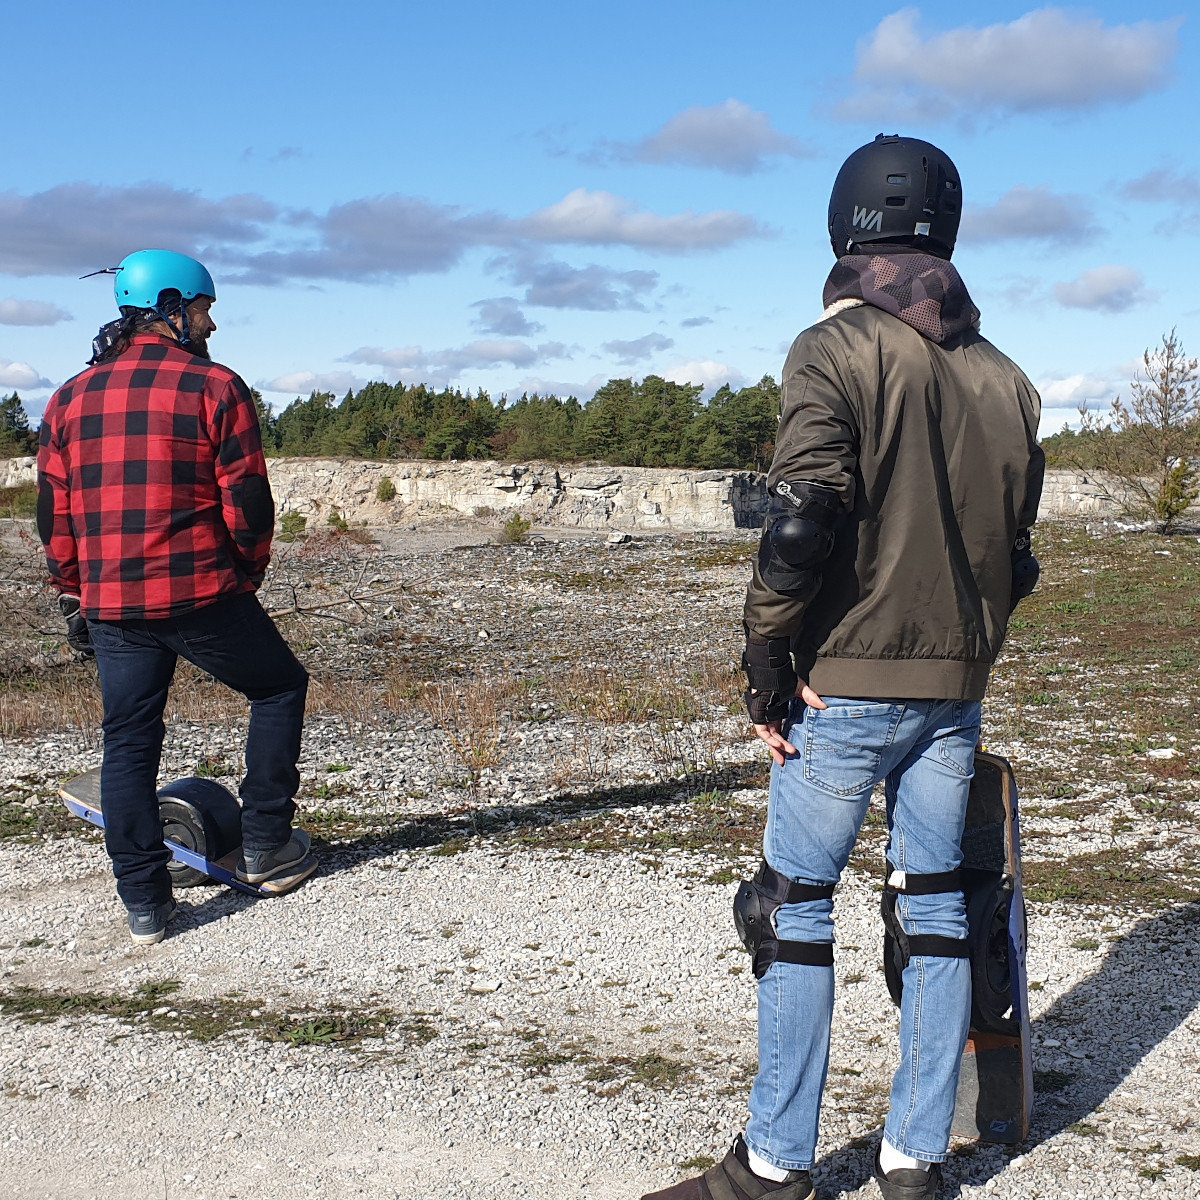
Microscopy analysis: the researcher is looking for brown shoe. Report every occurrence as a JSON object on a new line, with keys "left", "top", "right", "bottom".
{"left": 873, "top": 1146, "right": 942, "bottom": 1200}
{"left": 642, "top": 1137, "right": 815, "bottom": 1200}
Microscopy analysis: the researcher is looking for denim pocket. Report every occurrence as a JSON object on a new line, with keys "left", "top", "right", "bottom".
{"left": 180, "top": 593, "right": 258, "bottom": 646}
{"left": 803, "top": 702, "right": 899, "bottom": 798}
{"left": 87, "top": 620, "right": 130, "bottom": 650}
{"left": 937, "top": 704, "right": 977, "bottom": 777}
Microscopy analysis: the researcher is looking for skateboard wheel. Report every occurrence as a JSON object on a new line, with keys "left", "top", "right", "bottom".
{"left": 157, "top": 778, "right": 243, "bottom": 889}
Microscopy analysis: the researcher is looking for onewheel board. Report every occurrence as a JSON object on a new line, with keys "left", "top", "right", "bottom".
{"left": 950, "top": 752, "right": 1033, "bottom": 1143}
{"left": 60, "top": 768, "right": 316, "bottom": 898}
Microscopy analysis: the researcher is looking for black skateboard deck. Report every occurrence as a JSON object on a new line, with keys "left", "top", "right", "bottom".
{"left": 60, "top": 768, "right": 317, "bottom": 898}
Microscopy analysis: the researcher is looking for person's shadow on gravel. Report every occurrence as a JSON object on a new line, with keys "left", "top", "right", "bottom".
{"left": 304, "top": 761, "right": 766, "bottom": 877}
{"left": 163, "top": 762, "right": 765, "bottom": 935}
{"left": 809, "top": 900, "right": 1200, "bottom": 1197}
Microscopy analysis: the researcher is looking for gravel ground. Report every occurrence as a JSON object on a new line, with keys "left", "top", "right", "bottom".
{"left": 1, "top": 521, "right": 1198, "bottom": 1199}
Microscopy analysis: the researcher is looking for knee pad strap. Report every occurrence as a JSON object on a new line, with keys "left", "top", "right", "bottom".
{"left": 885, "top": 860, "right": 962, "bottom": 895}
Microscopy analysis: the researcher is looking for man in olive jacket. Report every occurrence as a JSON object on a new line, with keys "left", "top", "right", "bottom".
{"left": 646, "top": 137, "right": 1043, "bottom": 1200}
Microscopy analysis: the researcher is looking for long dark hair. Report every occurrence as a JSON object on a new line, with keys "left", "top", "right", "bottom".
{"left": 88, "top": 289, "right": 188, "bottom": 365}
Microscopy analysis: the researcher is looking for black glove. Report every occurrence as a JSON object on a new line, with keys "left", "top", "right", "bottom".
{"left": 741, "top": 631, "right": 797, "bottom": 725}
{"left": 1009, "top": 529, "right": 1040, "bottom": 611}
{"left": 58, "top": 593, "right": 94, "bottom": 658}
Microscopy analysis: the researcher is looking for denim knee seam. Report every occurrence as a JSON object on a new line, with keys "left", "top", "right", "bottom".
{"left": 895, "top": 957, "right": 925, "bottom": 1145}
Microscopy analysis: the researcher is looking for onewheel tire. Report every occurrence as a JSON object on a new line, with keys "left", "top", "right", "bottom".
{"left": 157, "top": 777, "right": 244, "bottom": 888}
{"left": 159, "top": 797, "right": 212, "bottom": 888}
{"left": 968, "top": 877, "right": 1017, "bottom": 1034}
{"left": 883, "top": 931, "right": 905, "bottom": 1008}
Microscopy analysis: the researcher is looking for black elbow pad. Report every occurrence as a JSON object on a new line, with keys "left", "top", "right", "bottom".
{"left": 1009, "top": 529, "right": 1039, "bottom": 610}
{"left": 757, "top": 482, "right": 843, "bottom": 599}
{"left": 232, "top": 474, "right": 275, "bottom": 536}
{"left": 36, "top": 475, "right": 55, "bottom": 545}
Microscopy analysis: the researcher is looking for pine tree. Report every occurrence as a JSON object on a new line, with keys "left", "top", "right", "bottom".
{"left": 1075, "top": 330, "right": 1200, "bottom": 532}
{"left": 0, "top": 392, "right": 35, "bottom": 456}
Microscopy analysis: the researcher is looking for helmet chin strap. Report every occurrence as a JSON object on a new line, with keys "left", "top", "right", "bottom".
{"left": 154, "top": 299, "right": 192, "bottom": 347}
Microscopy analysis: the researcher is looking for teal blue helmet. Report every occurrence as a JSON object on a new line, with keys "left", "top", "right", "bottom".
{"left": 113, "top": 250, "right": 215, "bottom": 312}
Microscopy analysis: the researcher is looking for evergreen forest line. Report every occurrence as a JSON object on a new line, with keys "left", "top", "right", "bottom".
{"left": 3, "top": 381, "right": 1167, "bottom": 475}
{"left": 249, "top": 375, "right": 781, "bottom": 470}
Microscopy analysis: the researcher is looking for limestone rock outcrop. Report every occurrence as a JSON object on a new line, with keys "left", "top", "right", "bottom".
{"left": 266, "top": 459, "right": 769, "bottom": 531}
{"left": 2, "top": 454, "right": 1193, "bottom": 529}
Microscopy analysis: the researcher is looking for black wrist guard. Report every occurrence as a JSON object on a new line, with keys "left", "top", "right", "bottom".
{"left": 742, "top": 631, "right": 797, "bottom": 725}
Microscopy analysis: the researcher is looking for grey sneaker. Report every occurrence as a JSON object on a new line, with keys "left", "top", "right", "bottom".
{"left": 874, "top": 1147, "right": 942, "bottom": 1200}
{"left": 238, "top": 830, "right": 313, "bottom": 886}
{"left": 127, "top": 898, "right": 177, "bottom": 945}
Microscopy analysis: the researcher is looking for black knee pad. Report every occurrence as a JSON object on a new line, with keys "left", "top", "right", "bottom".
{"left": 734, "top": 860, "right": 835, "bottom": 979}
{"left": 881, "top": 860, "right": 969, "bottom": 1006}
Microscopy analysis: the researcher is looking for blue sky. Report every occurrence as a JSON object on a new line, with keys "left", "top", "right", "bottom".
{"left": 2, "top": 2, "right": 1196, "bottom": 434}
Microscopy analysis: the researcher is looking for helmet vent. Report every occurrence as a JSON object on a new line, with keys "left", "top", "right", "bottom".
{"left": 885, "top": 196, "right": 906, "bottom": 207}
{"left": 887, "top": 174, "right": 907, "bottom": 184}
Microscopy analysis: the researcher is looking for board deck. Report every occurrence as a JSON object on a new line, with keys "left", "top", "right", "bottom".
{"left": 59, "top": 769, "right": 315, "bottom": 898}
{"left": 950, "top": 752, "right": 1033, "bottom": 1143}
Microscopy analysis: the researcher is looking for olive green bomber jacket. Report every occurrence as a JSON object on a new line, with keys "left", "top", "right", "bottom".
{"left": 743, "top": 303, "right": 1045, "bottom": 701}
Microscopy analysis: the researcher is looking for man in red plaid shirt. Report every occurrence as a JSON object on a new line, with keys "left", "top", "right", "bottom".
{"left": 38, "top": 250, "right": 314, "bottom": 944}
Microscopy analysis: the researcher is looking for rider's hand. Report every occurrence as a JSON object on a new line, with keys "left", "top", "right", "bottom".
{"left": 752, "top": 681, "right": 826, "bottom": 766}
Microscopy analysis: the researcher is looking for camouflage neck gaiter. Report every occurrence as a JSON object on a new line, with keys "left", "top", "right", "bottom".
{"left": 822, "top": 249, "right": 981, "bottom": 343}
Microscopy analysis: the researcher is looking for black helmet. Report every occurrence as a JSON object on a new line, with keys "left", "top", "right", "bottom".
{"left": 827, "top": 134, "right": 962, "bottom": 259}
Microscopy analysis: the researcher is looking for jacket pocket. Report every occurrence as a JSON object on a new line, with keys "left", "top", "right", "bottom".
{"left": 803, "top": 701, "right": 900, "bottom": 798}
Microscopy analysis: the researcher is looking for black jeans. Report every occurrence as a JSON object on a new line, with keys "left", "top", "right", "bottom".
{"left": 87, "top": 592, "right": 308, "bottom": 910}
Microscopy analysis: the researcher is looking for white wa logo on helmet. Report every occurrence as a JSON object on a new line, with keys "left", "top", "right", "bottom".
{"left": 852, "top": 205, "right": 884, "bottom": 233}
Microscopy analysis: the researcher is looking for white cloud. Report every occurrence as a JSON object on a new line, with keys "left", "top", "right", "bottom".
{"left": 1118, "top": 168, "right": 1200, "bottom": 234}
{"left": 1034, "top": 361, "right": 1138, "bottom": 433}
{"left": 1118, "top": 167, "right": 1200, "bottom": 205}
{"left": 0, "top": 298, "right": 72, "bottom": 326}
{"left": 472, "top": 297, "right": 543, "bottom": 337}
{"left": 258, "top": 370, "right": 367, "bottom": 395}
{"left": 0, "top": 183, "right": 277, "bottom": 277}
{"left": 240, "top": 188, "right": 760, "bottom": 284}
{"left": 0, "top": 359, "right": 53, "bottom": 390}
{"left": 602, "top": 100, "right": 810, "bottom": 174}
{"left": 661, "top": 359, "right": 747, "bottom": 396}
{"left": 1053, "top": 266, "right": 1149, "bottom": 313}
{"left": 680, "top": 315, "right": 713, "bottom": 328}
{"left": 836, "top": 8, "right": 1181, "bottom": 122}
{"left": 602, "top": 333, "right": 675, "bottom": 365}
{"left": 340, "top": 346, "right": 425, "bottom": 371}
{"left": 960, "top": 186, "right": 1098, "bottom": 245}
{"left": 1, "top": 183, "right": 763, "bottom": 286}
{"left": 519, "top": 189, "right": 764, "bottom": 253}
{"left": 510, "top": 373, "right": 608, "bottom": 402}
{"left": 496, "top": 255, "right": 659, "bottom": 311}
{"left": 343, "top": 340, "right": 573, "bottom": 385}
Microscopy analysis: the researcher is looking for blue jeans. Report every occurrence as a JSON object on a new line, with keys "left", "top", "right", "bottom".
{"left": 87, "top": 592, "right": 308, "bottom": 911}
{"left": 745, "top": 696, "right": 981, "bottom": 1169}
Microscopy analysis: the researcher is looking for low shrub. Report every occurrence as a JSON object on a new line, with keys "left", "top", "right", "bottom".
{"left": 499, "top": 513, "right": 532, "bottom": 544}
{"left": 0, "top": 483, "right": 37, "bottom": 519}
{"left": 279, "top": 510, "right": 307, "bottom": 542}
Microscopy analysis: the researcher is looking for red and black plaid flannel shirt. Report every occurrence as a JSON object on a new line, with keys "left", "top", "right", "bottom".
{"left": 37, "top": 333, "right": 275, "bottom": 620}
